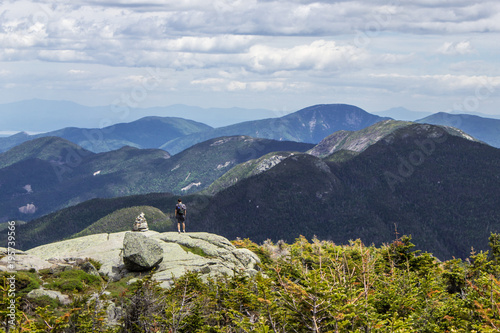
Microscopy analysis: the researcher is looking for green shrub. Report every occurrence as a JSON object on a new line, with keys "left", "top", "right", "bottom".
{"left": 28, "top": 295, "right": 60, "bottom": 309}
{"left": 85, "top": 257, "right": 102, "bottom": 271}
{"left": 47, "top": 269, "right": 102, "bottom": 293}
{"left": 0, "top": 271, "right": 40, "bottom": 296}
{"left": 179, "top": 244, "right": 210, "bottom": 258}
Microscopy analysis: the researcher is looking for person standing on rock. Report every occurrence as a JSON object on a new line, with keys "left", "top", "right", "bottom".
{"left": 175, "top": 198, "right": 187, "bottom": 233}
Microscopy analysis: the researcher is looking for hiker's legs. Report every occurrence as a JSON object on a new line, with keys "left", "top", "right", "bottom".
{"left": 177, "top": 222, "right": 181, "bottom": 233}
{"left": 182, "top": 222, "right": 186, "bottom": 232}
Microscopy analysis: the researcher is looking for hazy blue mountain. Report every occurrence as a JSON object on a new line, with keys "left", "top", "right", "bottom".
{"left": 373, "top": 107, "right": 433, "bottom": 121}
{"left": 143, "top": 104, "right": 280, "bottom": 127}
{"left": 0, "top": 135, "right": 312, "bottom": 222}
{"left": 417, "top": 112, "right": 500, "bottom": 148}
{"left": 0, "top": 99, "right": 112, "bottom": 132}
{"left": 450, "top": 110, "right": 500, "bottom": 119}
{"left": 162, "top": 104, "right": 390, "bottom": 154}
{"left": 0, "top": 99, "right": 276, "bottom": 133}
{"left": 0, "top": 116, "right": 212, "bottom": 153}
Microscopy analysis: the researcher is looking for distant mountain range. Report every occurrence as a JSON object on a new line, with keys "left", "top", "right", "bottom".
{"left": 0, "top": 103, "right": 390, "bottom": 154}
{"left": 373, "top": 107, "right": 433, "bottom": 120}
{"left": 162, "top": 104, "right": 391, "bottom": 154}
{"left": 374, "top": 107, "right": 500, "bottom": 121}
{"left": 0, "top": 99, "right": 278, "bottom": 133}
{"left": 0, "top": 116, "right": 212, "bottom": 153}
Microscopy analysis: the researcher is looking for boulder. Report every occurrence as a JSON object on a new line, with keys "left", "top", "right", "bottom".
{"left": 27, "top": 288, "right": 71, "bottom": 305}
{"left": 123, "top": 232, "right": 163, "bottom": 271}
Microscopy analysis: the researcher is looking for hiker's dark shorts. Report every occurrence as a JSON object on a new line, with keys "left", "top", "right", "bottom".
{"left": 176, "top": 215, "right": 185, "bottom": 223}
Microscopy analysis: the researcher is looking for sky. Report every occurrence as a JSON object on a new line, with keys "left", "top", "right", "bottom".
{"left": 0, "top": 0, "right": 499, "bottom": 117}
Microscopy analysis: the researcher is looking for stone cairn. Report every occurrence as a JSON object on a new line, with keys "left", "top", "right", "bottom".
{"left": 132, "top": 212, "right": 149, "bottom": 232}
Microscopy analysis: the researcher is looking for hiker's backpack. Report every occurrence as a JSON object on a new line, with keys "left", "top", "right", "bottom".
{"left": 176, "top": 203, "right": 186, "bottom": 216}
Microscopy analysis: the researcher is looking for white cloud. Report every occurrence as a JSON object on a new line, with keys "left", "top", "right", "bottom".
{"left": 246, "top": 40, "right": 369, "bottom": 73}
{"left": 369, "top": 73, "right": 500, "bottom": 95}
{"left": 68, "top": 69, "right": 87, "bottom": 75}
{"left": 145, "top": 35, "right": 255, "bottom": 53}
{"left": 38, "top": 50, "right": 93, "bottom": 62}
{"left": 437, "top": 41, "right": 476, "bottom": 55}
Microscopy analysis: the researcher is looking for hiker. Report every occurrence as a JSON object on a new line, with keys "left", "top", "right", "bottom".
{"left": 175, "top": 198, "right": 187, "bottom": 233}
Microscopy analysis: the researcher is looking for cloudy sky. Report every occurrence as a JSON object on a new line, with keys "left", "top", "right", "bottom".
{"left": 0, "top": 0, "right": 499, "bottom": 116}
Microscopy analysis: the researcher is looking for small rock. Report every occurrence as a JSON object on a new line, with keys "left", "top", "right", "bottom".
{"left": 49, "top": 264, "right": 73, "bottom": 274}
{"left": 105, "top": 302, "right": 123, "bottom": 326}
{"left": 27, "top": 288, "right": 71, "bottom": 305}
{"left": 80, "top": 261, "right": 101, "bottom": 277}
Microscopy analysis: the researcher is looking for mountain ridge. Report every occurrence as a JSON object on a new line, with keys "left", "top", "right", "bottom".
{"left": 417, "top": 112, "right": 500, "bottom": 148}
{"left": 0, "top": 116, "right": 212, "bottom": 153}
{"left": 162, "top": 104, "right": 391, "bottom": 154}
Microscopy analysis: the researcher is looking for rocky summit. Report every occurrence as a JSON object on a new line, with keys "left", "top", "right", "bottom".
{"left": 4, "top": 231, "right": 260, "bottom": 289}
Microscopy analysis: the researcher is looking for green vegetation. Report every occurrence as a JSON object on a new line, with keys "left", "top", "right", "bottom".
{"left": 46, "top": 269, "right": 102, "bottom": 293}
{"left": 179, "top": 244, "right": 211, "bottom": 258}
{"left": 0, "top": 271, "right": 40, "bottom": 297}
{"left": 5, "top": 235, "right": 500, "bottom": 332}
{"left": 322, "top": 149, "right": 358, "bottom": 163}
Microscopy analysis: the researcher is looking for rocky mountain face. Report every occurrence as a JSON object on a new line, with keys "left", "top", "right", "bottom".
{"left": 417, "top": 112, "right": 500, "bottom": 148}
{"left": 307, "top": 120, "right": 412, "bottom": 158}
